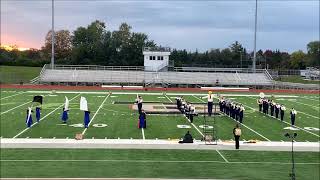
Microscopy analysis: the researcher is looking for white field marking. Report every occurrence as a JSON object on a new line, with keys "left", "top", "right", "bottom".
{"left": 141, "top": 127, "right": 145, "bottom": 140}
{"left": 193, "top": 95, "right": 203, "bottom": 102}
{"left": 297, "top": 111, "right": 320, "bottom": 119}
{"left": 12, "top": 94, "right": 81, "bottom": 139}
{"left": 0, "top": 101, "right": 32, "bottom": 115}
{"left": 293, "top": 101, "right": 320, "bottom": 110}
{"left": 300, "top": 96, "right": 320, "bottom": 101}
{"left": 81, "top": 94, "right": 110, "bottom": 135}
{"left": 223, "top": 114, "right": 271, "bottom": 141}
{"left": 161, "top": 103, "right": 167, "bottom": 110}
{"left": 238, "top": 98, "right": 320, "bottom": 138}
{"left": 0, "top": 91, "right": 24, "bottom": 100}
{"left": 218, "top": 97, "right": 271, "bottom": 141}
{"left": 216, "top": 150, "right": 229, "bottom": 163}
{"left": 164, "top": 94, "right": 173, "bottom": 103}
{"left": 183, "top": 114, "right": 204, "bottom": 137}
{"left": 1, "top": 159, "right": 319, "bottom": 165}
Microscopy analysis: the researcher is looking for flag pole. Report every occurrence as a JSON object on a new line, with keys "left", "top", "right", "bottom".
{"left": 51, "top": 0, "right": 55, "bottom": 69}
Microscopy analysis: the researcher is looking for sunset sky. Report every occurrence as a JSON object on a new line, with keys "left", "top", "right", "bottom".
{"left": 1, "top": 0, "right": 319, "bottom": 52}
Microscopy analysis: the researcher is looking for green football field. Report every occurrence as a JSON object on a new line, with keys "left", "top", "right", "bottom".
{"left": 0, "top": 89, "right": 319, "bottom": 179}
{"left": 0, "top": 89, "right": 319, "bottom": 141}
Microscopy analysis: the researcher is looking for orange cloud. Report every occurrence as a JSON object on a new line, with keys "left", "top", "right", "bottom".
{"left": 1, "top": 34, "right": 41, "bottom": 50}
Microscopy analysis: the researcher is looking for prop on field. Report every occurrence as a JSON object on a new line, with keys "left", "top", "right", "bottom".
{"left": 80, "top": 97, "right": 88, "bottom": 111}
{"left": 61, "top": 96, "right": 69, "bottom": 123}
{"left": 51, "top": 90, "right": 56, "bottom": 94}
{"left": 75, "top": 133, "right": 83, "bottom": 140}
{"left": 80, "top": 97, "right": 90, "bottom": 128}
{"left": 32, "top": 96, "right": 43, "bottom": 123}
{"left": 243, "top": 139, "right": 260, "bottom": 143}
{"left": 25, "top": 107, "right": 33, "bottom": 128}
{"left": 32, "top": 96, "right": 43, "bottom": 105}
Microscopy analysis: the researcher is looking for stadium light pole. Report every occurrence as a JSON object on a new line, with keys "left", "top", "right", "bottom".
{"left": 285, "top": 132, "right": 297, "bottom": 180}
{"left": 51, "top": 0, "right": 55, "bottom": 69}
{"left": 253, "top": 0, "right": 258, "bottom": 72}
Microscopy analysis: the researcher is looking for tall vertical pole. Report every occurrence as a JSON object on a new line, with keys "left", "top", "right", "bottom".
{"left": 51, "top": 0, "right": 55, "bottom": 69}
{"left": 253, "top": 0, "right": 258, "bottom": 72}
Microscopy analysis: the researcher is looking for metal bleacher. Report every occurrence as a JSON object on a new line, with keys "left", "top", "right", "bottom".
{"left": 38, "top": 64, "right": 274, "bottom": 87}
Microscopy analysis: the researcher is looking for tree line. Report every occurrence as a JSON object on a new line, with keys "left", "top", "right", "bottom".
{"left": 0, "top": 20, "right": 319, "bottom": 69}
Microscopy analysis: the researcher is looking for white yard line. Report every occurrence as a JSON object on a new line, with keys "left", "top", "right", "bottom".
{"left": 0, "top": 159, "right": 318, "bottom": 165}
{"left": 141, "top": 128, "right": 145, "bottom": 140}
{"left": 82, "top": 94, "right": 110, "bottom": 135}
{"left": 300, "top": 96, "right": 320, "bottom": 101}
{"left": 237, "top": 98, "right": 320, "bottom": 138}
{"left": 216, "top": 149, "right": 229, "bottom": 162}
{"left": 297, "top": 111, "right": 320, "bottom": 119}
{"left": 294, "top": 101, "right": 320, "bottom": 110}
{"left": 183, "top": 115, "right": 204, "bottom": 137}
{"left": 164, "top": 94, "right": 173, "bottom": 103}
{"left": 0, "top": 101, "right": 32, "bottom": 115}
{"left": 177, "top": 95, "right": 204, "bottom": 137}
{"left": 13, "top": 94, "right": 81, "bottom": 139}
{"left": 0, "top": 91, "right": 25, "bottom": 100}
{"left": 195, "top": 95, "right": 271, "bottom": 141}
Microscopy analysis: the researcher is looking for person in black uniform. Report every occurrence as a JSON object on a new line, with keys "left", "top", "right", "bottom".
{"left": 275, "top": 103, "right": 280, "bottom": 118}
{"left": 262, "top": 99, "right": 267, "bottom": 114}
{"left": 179, "top": 131, "right": 193, "bottom": 143}
{"left": 239, "top": 105, "right": 245, "bottom": 123}
{"left": 280, "top": 104, "right": 286, "bottom": 121}
{"left": 290, "top": 108, "right": 297, "bottom": 126}
{"left": 270, "top": 100, "right": 275, "bottom": 116}
{"left": 233, "top": 123, "right": 241, "bottom": 149}
{"left": 265, "top": 100, "right": 270, "bottom": 115}
{"left": 257, "top": 98, "right": 263, "bottom": 112}
{"left": 136, "top": 96, "right": 143, "bottom": 114}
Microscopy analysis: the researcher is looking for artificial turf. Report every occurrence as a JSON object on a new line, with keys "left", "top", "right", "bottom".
{"left": 1, "top": 149, "right": 319, "bottom": 180}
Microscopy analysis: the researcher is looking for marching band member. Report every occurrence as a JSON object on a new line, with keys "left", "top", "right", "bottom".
{"left": 176, "top": 96, "right": 182, "bottom": 110}
{"left": 219, "top": 97, "right": 223, "bottom": 112}
{"left": 235, "top": 104, "right": 240, "bottom": 121}
{"left": 202, "top": 91, "right": 214, "bottom": 116}
{"left": 138, "top": 109, "right": 147, "bottom": 128}
{"left": 239, "top": 105, "right": 245, "bottom": 123}
{"left": 265, "top": 99, "right": 270, "bottom": 115}
{"left": 136, "top": 95, "right": 143, "bottom": 114}
{"left": 270, "top": 100, "right": 275, "bottom": 116}
{"left": 290, "top": 108, "right": 297, "bottom": 126}
{"left": 257, "top": 98, "right": 263, "bottom": 112}
{"left": 275, "top": 103, "right": 280, "bottom": 118}
{"left": 280, "top": 104, "right": 286, "bottom": 121}
{"left": 189, "top": 105, "right": 196, "bottom": 123}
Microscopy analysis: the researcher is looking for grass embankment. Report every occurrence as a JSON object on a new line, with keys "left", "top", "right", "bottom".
{"left": 0, "top": 66, "right": 41, "bottom": 84}
{"left": 276, "top": 76, "right": 319, "bottom": 84}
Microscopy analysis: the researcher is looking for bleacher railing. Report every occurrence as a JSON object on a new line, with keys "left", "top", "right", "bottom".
{"left": 45, "top": 64, "right": 145, "bottom": 71}
{"left": 172, "top": 67, "right": 266, "bottom": 73}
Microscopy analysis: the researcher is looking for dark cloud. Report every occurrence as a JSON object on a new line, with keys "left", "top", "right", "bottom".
{"left": 1, "top": 0, "right": 319, "bottom": 52}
